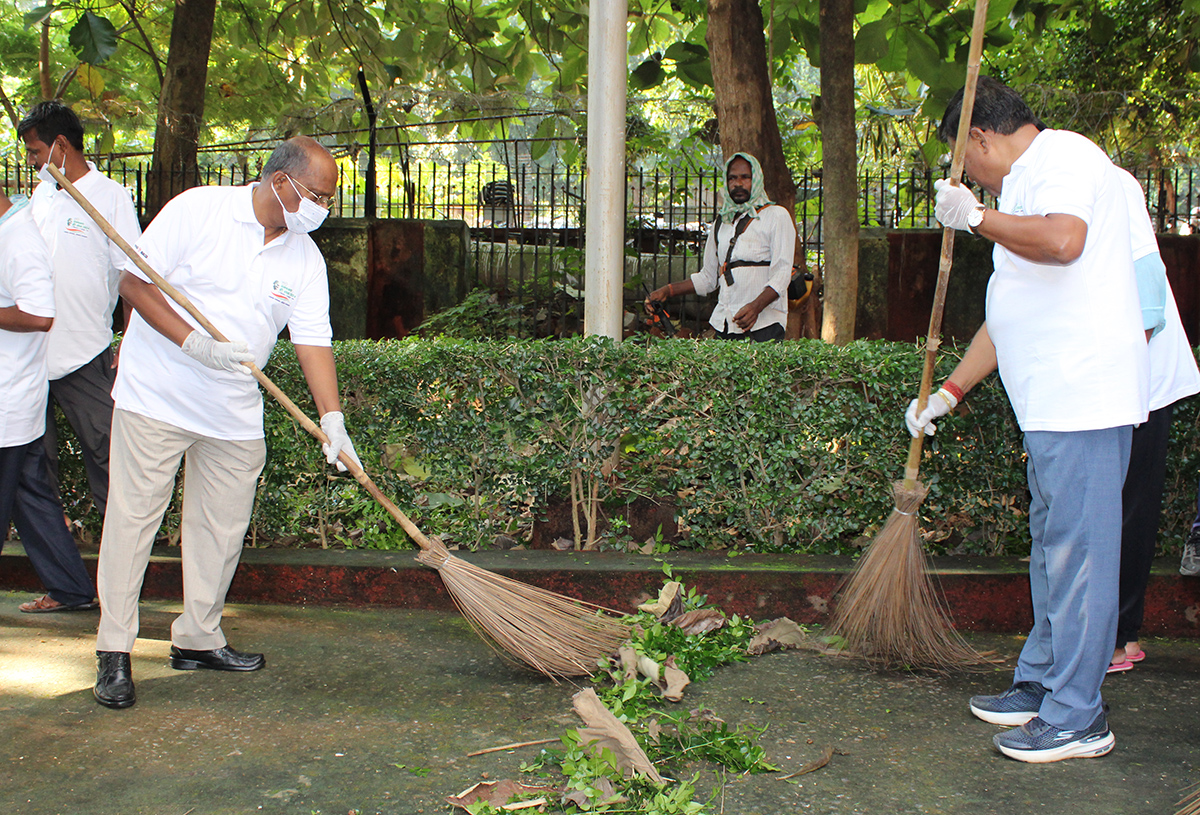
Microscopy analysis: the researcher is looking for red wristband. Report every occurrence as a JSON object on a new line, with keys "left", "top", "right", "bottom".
{"left": 942, "top": 381, "right": 965, "bottom": 402}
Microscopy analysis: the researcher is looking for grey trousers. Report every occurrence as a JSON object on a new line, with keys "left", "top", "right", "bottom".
{"left": 0, "top": 439, "right": 95, "bottom": 605}
{"left": 96, "top": 410, "right": 265, "bottom": 653}
{"left": 44, "top": 347, "right": 115, "bottom": 516}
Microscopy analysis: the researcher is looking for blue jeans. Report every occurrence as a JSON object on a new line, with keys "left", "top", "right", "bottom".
{"left": 1013, "top": 426, "right": 1131, "bottom": 730}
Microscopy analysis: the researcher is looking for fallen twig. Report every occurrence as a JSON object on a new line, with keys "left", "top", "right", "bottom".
{"left": 467, "top": 738, "right": 559, "bottom": 757}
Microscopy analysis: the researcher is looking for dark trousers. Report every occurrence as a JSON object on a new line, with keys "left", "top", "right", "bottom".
{"left": 0, "top": 439, "right": 95, "bottom": 605}
{"left": 44, "top": 346, "right": 115, "bottom": 516}
{"left": 1116, "top": 403, "right": 1173, "bottom": 647}
{"left": 714, "top": 322, "right": 785, "bottom": 342}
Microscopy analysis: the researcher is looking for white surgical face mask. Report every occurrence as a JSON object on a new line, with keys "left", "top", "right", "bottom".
{"left": 38, "top": 143, "right": 60, "bottom": 185}
{"left": 273, "top": 175, "right": 328, "bottom": 234}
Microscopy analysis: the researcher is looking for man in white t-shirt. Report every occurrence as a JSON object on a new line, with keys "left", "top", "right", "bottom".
{"left": 1105, "top": 170, "right": 1200, "bottom": 672}
{"left": 18, "top": 102, "right": 141, "bottom": 525}
{"left": 645, "top": 152, "right": 796, "bottom": 341}
{"left": 906, "top": 77, "right": 1148, "bottom": 763}
{"left": 93, "top": 137, "right": 361, "bottom": 710}
{"left": 0, "top": 191, "right": 98, "bottom": 614}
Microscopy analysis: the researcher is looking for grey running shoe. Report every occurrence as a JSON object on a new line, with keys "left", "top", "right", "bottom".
{"left": 1181, "top": 529, "right": 1200, "bottom": 577}
{"left": 969, "top": 681, "right": 1047, "bottom": 726}
{"left": 993, "top": 712, "right": 1114, "bottom": 763}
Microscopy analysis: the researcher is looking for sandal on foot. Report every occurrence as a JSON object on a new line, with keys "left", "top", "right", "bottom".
{"left": 19, "top": 595, "right": 100, "bottom": 613}
{"left": 1106, "top": 658, "right": 1133, "bottom": 674}
{"left": 1125, "top": 649, "right": 1145, "bottom": 663}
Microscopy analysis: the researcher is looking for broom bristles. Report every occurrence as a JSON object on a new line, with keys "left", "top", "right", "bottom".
{"left": 828, "top": 481, "right": 992, "bottom": 670}
{"left": 419, "top": 548, "right": 630, "bottom": 679}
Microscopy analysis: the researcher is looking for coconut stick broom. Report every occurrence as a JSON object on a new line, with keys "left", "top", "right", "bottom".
{"left": 47, "top": 164, "right": 629, "bottom": 679}
{"left": 826, "top": 0, "right": 993, "bottom": 670}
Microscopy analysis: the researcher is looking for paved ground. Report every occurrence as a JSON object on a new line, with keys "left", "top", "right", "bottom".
{"left": 2, "top": 591, "right": 1199, "bottom": 815}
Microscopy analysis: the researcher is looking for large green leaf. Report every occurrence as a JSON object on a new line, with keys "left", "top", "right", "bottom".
{"left": 855, "top": 19, "right": 891, "bottom": 64}
{"left": 629, "top": 55, "right": 666, "bottom": 90}
{"left": 68, "top": 11, "right": 118, "bottom": 65}
{"left": 23, "top": 3, "right": 56, "bottom": 30}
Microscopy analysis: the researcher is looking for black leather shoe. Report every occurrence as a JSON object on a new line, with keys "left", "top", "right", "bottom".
{"left": 94, "top": 651, "right": 135, "bottom": 709}
{"left": 169, "top": 645, "right": 265, "bottom": 672}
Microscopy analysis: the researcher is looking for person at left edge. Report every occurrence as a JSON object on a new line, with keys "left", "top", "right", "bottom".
{"left": 93, "top": 136, "right": 361, "bottom": 710}
{"left": 18, "top": 102, "right": 142, "bottom": 548}
{"left": 0, "top": 191, "right": 98, "bottom": 615}
{"left": 645, "top": 152, "right": 796, "bottom": 342}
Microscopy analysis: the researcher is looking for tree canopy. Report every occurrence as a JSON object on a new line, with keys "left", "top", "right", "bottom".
{"left": 1, "top": 0, "right": 1198, "bottom": 170}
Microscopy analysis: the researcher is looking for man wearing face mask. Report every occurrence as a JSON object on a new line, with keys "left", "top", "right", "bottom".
{"left": 645, "top": 152, "right": 796, "bottom": 341}
{"left": 16, "top": 102, "right": 141, "bottom": 567}
{"left": 93, "top": 136, "right": 361, "bottom": 709}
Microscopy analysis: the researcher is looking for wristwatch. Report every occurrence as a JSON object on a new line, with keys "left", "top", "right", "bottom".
{"left": 966, "top": 204, "right": 986, "bottom": 233}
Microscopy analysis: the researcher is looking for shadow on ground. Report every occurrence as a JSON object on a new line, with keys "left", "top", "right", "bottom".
{"left": 1, "top": 591, "right": 1197, "bottom": 815}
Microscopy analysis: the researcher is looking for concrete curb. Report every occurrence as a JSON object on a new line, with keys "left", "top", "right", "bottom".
{"left": 3, "top": 544, "right": 1199, "bottom": 636}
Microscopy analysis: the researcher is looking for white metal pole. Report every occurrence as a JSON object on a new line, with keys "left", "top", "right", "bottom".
{"left": 584, "top": 0, "right": 628, "bottom": 339}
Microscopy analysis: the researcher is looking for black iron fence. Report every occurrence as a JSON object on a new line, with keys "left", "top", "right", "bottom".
{"left": 5, "top": 154, "right": 1199, "bottom": 334}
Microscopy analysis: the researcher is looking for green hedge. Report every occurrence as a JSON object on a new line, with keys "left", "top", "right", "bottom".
{"left": 54, "top": 336, "right": 1200, "bottom": 556}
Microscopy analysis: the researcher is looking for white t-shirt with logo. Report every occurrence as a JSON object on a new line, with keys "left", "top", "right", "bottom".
{"left": 0, "top": 203, "right": 56, "bottom": 447}
{"left": 29, "top": 164, "right": 141, "bottom": 379}
{"left": 986, "top": 129, "right": 1149, "bottom": 432}
{"left": 113, "top": 184, "right": 332, "bottom": 441}
{"left": 1117, "top": 169, "right": 1200, "bottom": 411}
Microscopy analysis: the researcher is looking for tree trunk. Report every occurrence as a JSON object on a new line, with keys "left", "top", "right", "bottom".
{"left": 818, "top": 0, "right": 858, "bottom": 344}
{"left": 707, "top": 0, "right": 817, "bottom": 336}
{"left": 145, "top": 0, "right": 217, "bottom": 218}
{"left": 39, "top": 22, "right": 54, "bottom": 100}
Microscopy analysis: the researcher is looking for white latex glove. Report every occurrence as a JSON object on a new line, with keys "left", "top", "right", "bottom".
{"left": 905, "top": 386, "right": 959, "bottom": 438}
{"left": 180, "top": 330, "right": 254, "bottom": 376}
{"left": 934, "top": 179, "right": 983, "bottom": 232}
{"left": 320, "top": 411, "right": 362, "bottom": 473}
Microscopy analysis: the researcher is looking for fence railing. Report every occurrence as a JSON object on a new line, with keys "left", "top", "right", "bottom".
{"left": 6, "top": 154, "right": 1199, "bottom": 335}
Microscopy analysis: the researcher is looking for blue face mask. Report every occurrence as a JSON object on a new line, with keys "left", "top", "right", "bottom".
{"left": 0, "top": 194, "right": 29, "bottom": 229}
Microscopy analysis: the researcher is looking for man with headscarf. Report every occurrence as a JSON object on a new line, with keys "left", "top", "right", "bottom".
{"left": 645, "top": 152, "right": 796, "bottom": 341}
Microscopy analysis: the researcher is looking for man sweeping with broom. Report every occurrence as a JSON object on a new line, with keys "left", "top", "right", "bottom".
{"left": 93, "top": 136, "right": 361, "bottom": 709}
{"left": 907, "top": 77, "right": 1148, "bottom": 763}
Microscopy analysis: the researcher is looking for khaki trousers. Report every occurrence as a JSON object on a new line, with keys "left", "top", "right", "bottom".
{"left": 96, "top": 409, "right": 265, "bottom": 653}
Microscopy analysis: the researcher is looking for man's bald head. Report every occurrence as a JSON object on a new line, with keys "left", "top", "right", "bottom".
{"left": 262, "top": 136, "right": 334, "bottom": 183}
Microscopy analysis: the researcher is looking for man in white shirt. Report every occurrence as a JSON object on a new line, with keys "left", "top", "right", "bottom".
{"left": 645, "top": 152, "right": 796, "bottom": 341}
{"left": 18, "top": 101, "right": 142, "bottom": 530}
{"left": 0, "top": 191, "right": 98, "bottom": 614}
{"left": 1106, "top": 170, "right": 1200, "bottom": 672}
{"left": 907, "top": 77, "right": 1147, "bottom": 763}
{"left": 93, "top": 136, "right": 360, "bottom": 710}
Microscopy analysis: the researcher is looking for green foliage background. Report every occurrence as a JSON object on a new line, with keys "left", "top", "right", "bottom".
{"left": 53, "top": 336, "right": 1200, "bottom": 557}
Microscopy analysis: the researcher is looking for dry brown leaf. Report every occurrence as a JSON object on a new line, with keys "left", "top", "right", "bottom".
{"left": 688, "top": 708, "right": 725, "bottom": 724}
{"left": 446, "top": 780, "right": 558, "bottom": 810}
{"left": 662, "top": 659, "right": 691, "bottom": 702}
{"left": 669, "top": 609, "right": 727, "bottom": 635}
{"left": 618, "top": 646, "right": 638, "bottom": 683}
{"left": 572, "top": 688, "right": 664, "bottom": 783}
{"left": 636, "top": 654, "right": 661, "bottom": 684}
{"left": 562, "top": 775, "right": 626, "bottom": 808}
{"left": 779, "top": 745, "right": 835, "bottom": 779}
{"left": 748, "top": 617, "right": 809, "bottom": 655}
{"left": 551, "top": 537, "right": 575, "bottom": 551}
{"left": 637, "top": 581, "right": 682, "bottom": 618}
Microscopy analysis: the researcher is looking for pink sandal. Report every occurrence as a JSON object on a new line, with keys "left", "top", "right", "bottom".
{"left": 1106, "top": 658, "right": 1133, "bottom": 674}
{"left": 1125, "top": 649, "right": 1146, "bottom": 663}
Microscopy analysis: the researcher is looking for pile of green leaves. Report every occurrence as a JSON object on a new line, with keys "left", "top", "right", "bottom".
{"left": 52, "top": 335, "right": 1200, "bottom": 556}
{"left": 468, "top": 578, "right": 775, "bottom": 815}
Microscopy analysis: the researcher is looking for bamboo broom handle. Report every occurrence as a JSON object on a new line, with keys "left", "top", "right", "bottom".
{"left": 46, "top": 164, "right": 439, "bottom": 553}
{"left": 903, "top": 0, "right": 990, "bottom": 486}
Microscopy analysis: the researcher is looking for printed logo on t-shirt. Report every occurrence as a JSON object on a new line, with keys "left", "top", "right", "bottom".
{"left": 65, "top": 217, "right": 90, "bottom": 237}
{"left": 269, "top": 280, "right": 296, "bottom": 305}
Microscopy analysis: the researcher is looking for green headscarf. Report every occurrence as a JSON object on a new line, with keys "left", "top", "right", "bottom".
{"left": 716, "top": 152, "right": 774, "bottom": 220}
